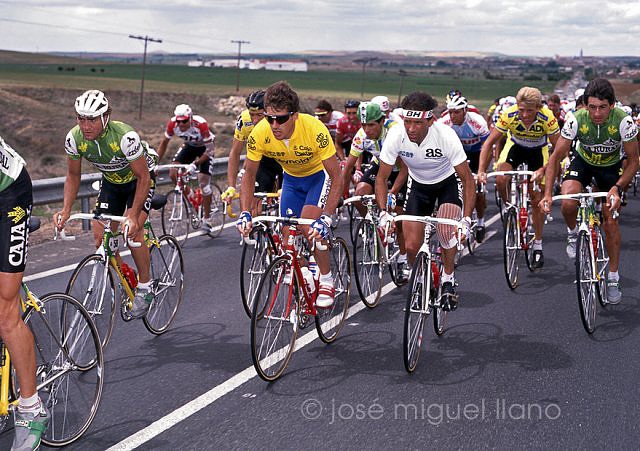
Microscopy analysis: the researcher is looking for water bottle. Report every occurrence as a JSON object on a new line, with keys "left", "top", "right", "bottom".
{"left": 301, "top": 266, "right": 315, "bottom": 294}
{"left": 308, "top": 256, "right": 318, "bottom": 280}
{"left": 121, "top": 262, "right": 138, "bottom": 289}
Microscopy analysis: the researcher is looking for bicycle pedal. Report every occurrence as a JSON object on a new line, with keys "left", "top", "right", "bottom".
{"left": 298, "top": 313, "right": 311, "bottom": 329}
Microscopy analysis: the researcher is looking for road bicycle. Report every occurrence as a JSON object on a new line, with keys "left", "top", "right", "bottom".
{"left": 60, "top": 206, "right": 184, "bottom": 348}
{"left": 394, "top": 214, "right": 464, "bottom": 373}
{"left": 239, "top": 191, "right": 281, "bottom": 318}
{"left": 344, "top": 194, "right": 404, "bottom": 308}
{"left": 552, "top": 189, "right": 613, "bottom": 334}
{"left": 0, "top": 220, "right": 104, "bottom": 446}
{"left": 158, "top": 164, "right": 225, "bottom": 243}
{"left": 487, "top": 164, "right": 538, "bottom": 289}
{"left": 249, "top": 216, "right": 351, "bottom": 381}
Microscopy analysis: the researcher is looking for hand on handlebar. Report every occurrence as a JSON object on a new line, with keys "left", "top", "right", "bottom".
{"left": 53, "top": 210, "right": 70, "bottom": 231}
{"left": 236, "top": 211, "right": 253, "bottom": 237}
{"left": 539, "top": 195, "right": 552, "bottom": 214}
{"left": 221, "top": 186, "right": 236, "bottom": 202}
{"left": 308, "top": 215, "right": 332, "bottom": 241}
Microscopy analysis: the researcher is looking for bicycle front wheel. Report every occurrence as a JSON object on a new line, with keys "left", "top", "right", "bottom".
{"left": 315, "top": 236, "right": 351, "bottom": 343}
{"left": 595, "top": 228, "right": 609, "bottom": 307}
{"left": 503, "top": 208, "right": 520, "bottom": 289}
{"left": 353, "top": 219, "right": 383, "bottom": 308}
{"left": 143, "top": 234, "right": 185, "bottom": 334}
{"left": 403, "top": 251, "right": 430, "bottom": 373}
{"left": 65, "top": 254, "right": 116, "bottom": 350}
{"left": 20, "top": 293, "right": 104, "bottom": 447}
{"left": 576, "top": 230, "right": 598, "bottom": 333}
{"left": 161, "top": 190, "right": 190, "bottom": 244}
{"left": 251, "top": 256, "right": 298, "bottom": 381}
{"left": 206, "top": 184, "right": 225, "bottom": 238}
{"left": 240, "top": 227, "right": 277, "bottom": 318}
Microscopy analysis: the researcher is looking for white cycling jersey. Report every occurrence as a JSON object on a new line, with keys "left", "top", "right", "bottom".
{"left": 379, "top": 121, "right": 466, "bottom": 184}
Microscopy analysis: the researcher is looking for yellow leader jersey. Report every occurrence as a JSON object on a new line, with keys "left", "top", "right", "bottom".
{"left": 233, "top": 109, "right": 256, "bottom": 142}
{"left": 496, "top": 104, "right": 560, "bottom": 149}
{"left": 246, "top": 113, "right": 336, "bottom": 177}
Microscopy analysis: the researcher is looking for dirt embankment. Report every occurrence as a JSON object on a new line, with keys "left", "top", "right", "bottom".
{"left": 0, "top": 86, "right": 240, "bottom": 180}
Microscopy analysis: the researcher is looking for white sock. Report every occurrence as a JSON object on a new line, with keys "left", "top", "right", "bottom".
{"left": 567, "top": 226, "right": 577, "bottom": 235}
{"left": 397, "top": 253, "right": 407, "bottom": 263}
{"left": 441, "top": 271, "right": 455, "bottom": 284}
{"left": 137, "top": 280, "right": 151, "bottom": 290}
{"left": 608, "top": 271, "right": 619, "bottom": 282}
{"left": 477, "top": 217, "right": 485, "bottom": 227}
{"left": 18, "top": 393, "right": 41, "bottom": 414}
{"left": 533, "top": 240, "right": 542, "bottom": 251}
{"left": 319, "top": 272, "right": 333, "bottom": 284}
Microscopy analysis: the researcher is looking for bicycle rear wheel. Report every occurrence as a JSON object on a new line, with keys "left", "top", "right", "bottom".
{"left": 143, "top": 234, "right": 185, "bottom": 334}
{"left": 503, "top": 208, "right": 520, "bottom": 289}
{"left": 19, "top": 293, "right": 104, "bottom": 447}
{"left": 353, "top": 219, "right": 383, "bottom": 308}
{"left": 576, "top": 230, "right": 598, "bottom": 333}
{"left": 161, "top": 190, "right": 190, "bottom": 243}
{"left": 315, "top": 236, "right": 351, "bottom": 343}
{"left": 240, "top": 226, "right": 277, "bottom": 318}
{"left": 206, "top": 184, "right": 225, "bottom": 238}
{"left": 251, "top": 256, "right": 298, "bottom": 381}
{"left": 403, "top": 251, "right": 430, "bottom": 373}
{"left": 65, "top": 254, "right": 116, "bottom": 349}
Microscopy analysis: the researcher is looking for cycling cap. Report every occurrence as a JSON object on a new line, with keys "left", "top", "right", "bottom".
{"left": 174, "top": 104, "right": 192, "bottom": 120}
{"left": 75, "top": 90, "right": 109, "bottom": 117}
{"left": 344, "top": 99, "right": 360, "bottom": 109}
{"left": 246, "top": 90, "right": 265, "bottom": 110}
{"left": 358, "top": 102, "right": 385, "bottom": 124}
{"left": 574, "top": 88, "right": 585, "bottom": 101}
{"left": 371, "top": 95, "right": 390, "bottom": 112}
{"left": 446, "top": 94, "right": 468, "bottom": 110}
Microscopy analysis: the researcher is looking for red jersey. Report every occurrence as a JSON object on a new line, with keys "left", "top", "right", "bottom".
{"left": 336, "top": 116, "right": 359, "bottom": 143}
{"left": 164, "top": 114, "right": 214, "bottom": 149}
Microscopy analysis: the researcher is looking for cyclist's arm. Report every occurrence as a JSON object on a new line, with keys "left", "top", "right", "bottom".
{"left": 128, "top": 158, "right": 152, "bottom": 218}
{"left": 478, "top": 126, "right": 504, "bottom": 175}
{"left": 321, "top": 156, "right": 343, "bottom": 216}
{"left": 227, "top": 137, "right": 245, "bottom": 188}
{"left": 157, "top": 136, "right": 171, "bottom": 161}
{"left": 454, "top": 160, "right": 476, "bottom": 218}
{"left": 375, "top": 161, "right": 394, "bottom": 211}
{"left": 389, "top": 159, "right": 408, "bottom": 195}
{"left": 543, "top": 136, "right": 571, "bottom": 198}
{"left": 341, "top": 154, "right": 358, "bottom": 194}
{"left": 617, "top": 139, "right": 639, "bottom": 189}
{"left": 334, "top": 131, "right": 346, "bottom": 161}
{"left": 240, "top": 158, "right": 259, "bottom": 212}
{"left": 60, "top": 157, "right": 82, "bottom": 219}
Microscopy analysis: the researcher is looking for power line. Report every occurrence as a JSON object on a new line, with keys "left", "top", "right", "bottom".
{"left": 231, "top": 40, "right": 250, "bottom": 92}
{"left": 129, "top": 35, "right": 162, "bottom": 120}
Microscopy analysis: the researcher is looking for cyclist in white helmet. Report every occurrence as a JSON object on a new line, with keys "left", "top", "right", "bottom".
{"left": 55, "top": 90, "right": 157, "bottom": 319}
{"left": 371, "top": 95, "right": 403, "bottom": 123}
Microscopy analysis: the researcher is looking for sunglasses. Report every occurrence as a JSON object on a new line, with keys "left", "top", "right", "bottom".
{"left": 315, "top": 111, "right": 329, "bottom": 116}
{"left": 176, "top": 119, "right": 189, "bottom": 124}
{"left": 264, "top": 112, "right": 293, "bottom": 125}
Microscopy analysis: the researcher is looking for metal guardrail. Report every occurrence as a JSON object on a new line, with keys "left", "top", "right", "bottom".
{"left": 32, "top": 155, "right": 242, "bottom": 229}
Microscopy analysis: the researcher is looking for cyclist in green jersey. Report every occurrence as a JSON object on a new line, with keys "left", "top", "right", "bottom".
{"left": 0, "top": 135, "right": 50, "bottom": 450}
{"left": 541, "top": 78, "right": 639, "bottom": 304}
{"left": 54, "top": 90, "right": 156, "bottom": 318}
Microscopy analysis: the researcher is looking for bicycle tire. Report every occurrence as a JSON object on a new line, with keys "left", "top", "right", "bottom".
{"left": 387, "top": 236, "right": 403, "bottom": 287}
{"left": 206, "top": 184, "right": 225, "bottom": 238}
{"left": 348, "top": 204, "right": 360, "bottom": 245}
{"left": 143, "top": 234, "right": 185, "bottom": 334}
{"left": 161, "top": 190, "right": 190, "bottom": 244}
{"left": 503, "top": 208, "right": 520, "bottom": 289}
{"left": 20, "top": 293, "right": 104, "bottom": 446}
{"left": 432, "top": 259, "right": 447, "bottom": 336}
{"left": 403, "top": 251, "right": 429, "bottom": 373}
{"left": 576, "top": 230, "right": 597, "bottom": 333}
{"left": 524, "top": 216, "right": 536, "bottom": 272}
{"left": 251, "top": 256, "right": 298, "bottom": 382}
{"left": 315, "top": 236, "right": 351, "bottom": 343}
{"left": 353, "top": 219, "right": 383, "bottom": 308}
{"left": 594, "top": 227, "right": 609, "bottom": 307}
{"left": 65, "top": 253, "right": 116, "bottom": 350}
{"left": 240, "top": 226, "right": 277, "bottom": 318}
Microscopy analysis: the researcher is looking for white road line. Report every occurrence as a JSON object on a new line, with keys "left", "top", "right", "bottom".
{"left": 106, "top": 283, "right": 395, "bottom": 451}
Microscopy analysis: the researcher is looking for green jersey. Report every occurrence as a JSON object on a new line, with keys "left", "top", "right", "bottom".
{"left": 561, "top": 107, "right": 638, "bottom": 167}
{"left": 0, "top": 135, "right": 26, "bottom": 193}
{"left": 65, "top": 121, "right": 151, "bottom": 184}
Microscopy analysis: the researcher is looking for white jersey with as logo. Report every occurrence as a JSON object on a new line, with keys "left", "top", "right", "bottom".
{"left": 379, "top": 121, "right": 467, "bottom": 184}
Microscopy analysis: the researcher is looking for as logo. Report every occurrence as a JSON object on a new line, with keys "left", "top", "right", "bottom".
{"left": 423, "top": 148, "right": 443, "bottom": 158}
{"left": 7, "top": 206, "right": 26, "bottom": 224}
{"left": 316, "top": 133, "right": 329, "bottom": 148}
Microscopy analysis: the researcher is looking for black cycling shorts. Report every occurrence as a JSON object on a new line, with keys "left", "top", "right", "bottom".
{"left": 0, "top": 168, "right": 32, "bottom": 273}
{"left": 255, "top": 157, "right": 283, "bottom": 193}
{"left": 466, "top": 151, "right": 481, "bottom": 174}
{"left": 359, "top": 160, "right": 407, "bottom": 206}
{"left": 173, "top": 144, "right": 212, "bottom": 175}
{"left": 499, "top": 143, "right": 546, "bottom": 171}
{"left": 95, "top": 174, "right": 156, "bottom": 216}
{"left": 562, "top": 153, "right": 622, "bottom": 191}
{"left": 404, "top": 173, "right": 462, "bottom": 216}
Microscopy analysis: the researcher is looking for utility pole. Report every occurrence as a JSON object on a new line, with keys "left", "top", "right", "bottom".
{"left": 353, "top": 57, "right": 378, "bottom": 98}
{"left": 129, "top": 34, "right": 162, "bottom": 119}
{"left": 397, "top": 69, "right": 408, "bottom": 105}
{"left": 231, "top": 39, "right": 250, "bottom": 92}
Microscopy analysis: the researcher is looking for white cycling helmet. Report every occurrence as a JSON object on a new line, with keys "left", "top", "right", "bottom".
{"left": 446, "top": 94, "right": 468, "bottom": 110}
{"left": 371, "top": 95, "right": 390, "bottom": 112}
{"left": 574, "top": 88, "right": 585, "bottom": 101}
{"left": 75, "top": 90, "right": 109, "bottom": 118}
{"left": 500, "top": 96, "right": 517, "bottom": 108}
{"left": 174, "top": 104, "right": 192, "bottom": 121}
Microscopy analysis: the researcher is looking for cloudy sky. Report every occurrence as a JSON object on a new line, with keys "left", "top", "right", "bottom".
{"left": 1, "top": 0, "right": 639, "bottom": 57}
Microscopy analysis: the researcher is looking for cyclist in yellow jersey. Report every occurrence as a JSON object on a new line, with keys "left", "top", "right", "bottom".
{"left": 223, "top": 90, "right": 282, "bottom": 210}
{"left": 478, "top": 87, "right": 560, "bottom": 269}
{"left": 236, "top": 81, "right": 343, "bottom": 307}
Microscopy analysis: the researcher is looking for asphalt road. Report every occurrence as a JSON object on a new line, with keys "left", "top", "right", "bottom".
{"left": 1, "top": 190, "right": 639, "bottom": 450}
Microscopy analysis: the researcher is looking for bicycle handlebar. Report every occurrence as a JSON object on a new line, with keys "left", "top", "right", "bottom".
{"left": 250, "top": 216, "right": 328, "bottom": 250}
{"left": 58, "top": 213, "right": 142, "bottom": 248}
{"left": 343, "top": 194, "right": 375, "bottom": 205}
{"left": 155, "top": 163, "right": 192, "bottom": 170}
{"left": 393, "top": 214, "right": 463, "bottom": 227}
{"left": 552, "top": 192, "right": 610, "bottom": 201}
{"left": 486, "top": 170, "right": 536, "bottom": 178}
